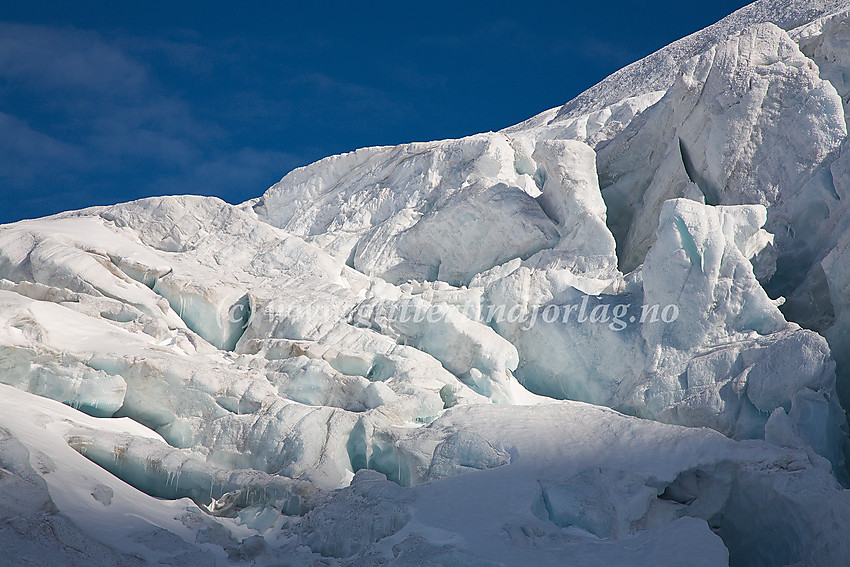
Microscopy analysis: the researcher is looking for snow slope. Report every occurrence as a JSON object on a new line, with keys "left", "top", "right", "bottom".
{"left": 4, "top": 1, "right": 850, "bottom": 565}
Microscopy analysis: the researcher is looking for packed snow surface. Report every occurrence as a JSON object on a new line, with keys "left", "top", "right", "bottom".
{"left": 5, "top": 1, "right": 850, "bottom": 565}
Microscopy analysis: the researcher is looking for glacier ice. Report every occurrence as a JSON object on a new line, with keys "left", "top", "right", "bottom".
{"left": 256, "top": 133, "right": 560, "bottom": 286}
{"left": 597, "top": 23, "right": 847, "bottom": 277}
{"left": 4, "top": 2, "right": 850, "bottom": 565}
{"left": 467, "top": 197, "right": 847, "bottom": 476}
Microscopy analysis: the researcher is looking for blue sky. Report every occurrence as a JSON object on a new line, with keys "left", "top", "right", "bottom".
{"left": 1, "top": 1, "right": 749, "bottom": 223}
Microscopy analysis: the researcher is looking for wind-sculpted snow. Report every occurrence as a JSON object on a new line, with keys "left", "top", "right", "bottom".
{"left": 5, "top": 2, "right": 850, "bottom": 565}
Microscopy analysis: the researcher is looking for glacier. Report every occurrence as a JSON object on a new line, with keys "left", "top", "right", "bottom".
{"left": 4, "top": 1, "right": 850, "bottom": 566}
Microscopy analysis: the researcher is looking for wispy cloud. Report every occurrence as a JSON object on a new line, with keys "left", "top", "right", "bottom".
{"left": 0, "top": 111, "right": 85, "bottom": 173}
{"left": 147, "top": 147, "right": 305, "bottom": 204}
{"left": 0, "top": 23, "right": 215, "bottom": 162}
{"left": 0, "top": 20, "right": 428, "bottom": 223}
{"left": 0, "top": 23, "right": 147, "bottom": 92}
{"left": 0, "top": 22, "right": 304, "bottom": 222}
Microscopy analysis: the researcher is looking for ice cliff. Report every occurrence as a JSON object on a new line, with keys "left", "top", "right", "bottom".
{"left": 4, "top": 2, "right": 850, "bottom": 565}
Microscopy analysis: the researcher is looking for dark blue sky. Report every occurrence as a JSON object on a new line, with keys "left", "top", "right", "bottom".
{"left": 1, "top": 1, "right": 749, "bottom": 223}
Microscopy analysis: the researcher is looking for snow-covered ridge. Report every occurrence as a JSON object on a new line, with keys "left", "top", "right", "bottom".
{"left": 4, "top": 2, "right": 850, "bottom": 565}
